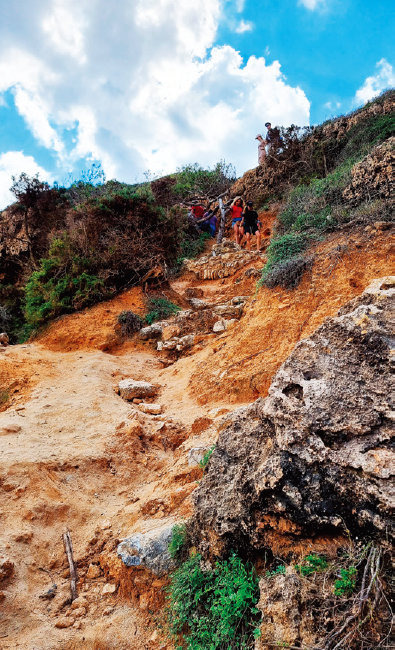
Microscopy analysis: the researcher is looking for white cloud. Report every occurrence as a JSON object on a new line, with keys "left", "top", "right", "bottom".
{"left": 235, "top": 19, "right": 253, "bottom": 33}
{"left": 298, "top": 0, "right": 326, "bottom": 9}
{"left": 354, "top": 59, "right": 395, "bottom": 105}
{"left": 324, "top": 100, "right": 341, "bottom": 111}
{"left": 0, "top": 0, "right": 310, "bottom": 206}
{"left": 0, "top": 151, "right": 52, "bottom": 210}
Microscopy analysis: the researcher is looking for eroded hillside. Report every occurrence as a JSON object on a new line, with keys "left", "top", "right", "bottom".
{"left": 0, "top": 94, "right": 394, "bottom": 649}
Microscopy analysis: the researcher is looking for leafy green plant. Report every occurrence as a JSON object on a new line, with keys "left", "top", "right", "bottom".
{"left": 166, "top": 552, "right": 260, "bottom": 649}
{"left": 334, "top": 566, "right": 357, "bottom": 596}
{"left": 168, "top": 524, "right": 188, "bottom": 560}
{"left": 295, "top": 554, "right": 328, "bottom": 577}
{"left": 177, "top": 231, "right": 210, "bottom": 268}
{"left": 173, "top": 160, "right": 236, "bottom": 200}
{"left": 265, "top": 564, "right": 286, "bottom": 578}
{"left": 145, "top": 298, "right": 180, "bottom": 325}
{"left": 199, "top": 445, "right": 216, "bottom": 471}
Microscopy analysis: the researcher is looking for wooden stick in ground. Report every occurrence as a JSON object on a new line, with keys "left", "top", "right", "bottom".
{"left": 216, "top": 197, "right": 226, "bottom": 244}
{"left": 62, "top": 530, "right": 78, "bottom": 602}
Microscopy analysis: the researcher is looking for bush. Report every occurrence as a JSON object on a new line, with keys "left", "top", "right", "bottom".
{"left": 334, "top": 566, "right": 357, "bottom": 596}
{"left": 260, "top": 255, "right": 313, "bottom": 290}
{"left": 117, "top": 310, "right": 144, "bottom": 337}
{"left": 145, "top": 298, "right": 180, "bottom": 325}
{"left": 0, "top": 305, "right": 9, "bottom": 331}
{"left": 168, "top": 524, "right": 188, "bottom": 561}
{"left": 265, "top": 564, "right": 286, "bottom": 578}
{"left": 295, "top": 554, "right": 328, "bottom": 577}
{"left": 24, "top": 237, "right": 105, "bottom": 326}
{"left": 173, "top": 160, "right": 236, "bottom": 200}
{"left": 166, "top": 552, "right": 260, "bottom": 649}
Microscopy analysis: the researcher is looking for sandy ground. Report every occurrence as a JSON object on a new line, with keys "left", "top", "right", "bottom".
{"left": 0, "top": 222, "right": 393, "bottom": 648}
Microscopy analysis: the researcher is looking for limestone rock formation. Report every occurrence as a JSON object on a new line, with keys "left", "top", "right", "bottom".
{"left": 192, "top": 277, "right": 395, "bottom": 557}
{"left": 343, "top": 137, "right": 395, "bottom": 205}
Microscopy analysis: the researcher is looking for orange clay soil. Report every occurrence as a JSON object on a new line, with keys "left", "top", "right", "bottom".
{"left": 36, "top": 286, "right": 146, "bottom": 352}
{"left": 188, "top": 226, "right": 394, "bottom": 404}
{"left": 0, "top": 221, "right": 392, "bottom": 649}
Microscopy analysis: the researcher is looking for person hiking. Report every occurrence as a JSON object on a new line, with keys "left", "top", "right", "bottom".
{"left": 255, "top": 134, "right": 266, "bottom": 165}
{"left": 241, "top": 200, "right": 261, "bottom": 251}
{"left": 256, "top": 123, "right": 282, "bottom": 164}
{"left": 230, "top": 197, "right": 244, "bottom": 245}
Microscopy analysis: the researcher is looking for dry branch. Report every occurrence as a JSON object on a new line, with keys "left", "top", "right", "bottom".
{"left": 62, "top": 530, "right": 78, "bottom": 602}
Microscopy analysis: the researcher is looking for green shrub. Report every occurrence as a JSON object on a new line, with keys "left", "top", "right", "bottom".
{"left": 145, "top": 298, "right": 180, "bottom": 325}
{"left": 177, "top": 231, "right": 210, "bottom": 268}
{"left": 260, "top": 232, "right": 308, "bottom": 281}
{"left": 295, "top": 554, "right": 328, "bottom": 577}
{"left": 260, "top": 255, "right": 313, "bottom": 290}
{"left": 337, "top": 112, "right": 395, "bottom": 164}
{"left": 265, "top": 564, "right": 286, "bottom": 578}
{"left": 199, "top": 445, "right": 216, "bottom": 471}
{"left": 168, "top": 524, "right": 188, "bottom": 560}
{"left": 166, "top": 552, "right": 260, "bottom": 649}
{"left": 117, "top": 310, "right": 144, "bottom": 337}
{"left": 334, "top": 566, "right": 357, "bottom": 596}
{"left": 173, "top": 161, "right": 236, "bottom": 200}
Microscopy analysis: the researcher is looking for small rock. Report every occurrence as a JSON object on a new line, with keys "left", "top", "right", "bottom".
{"left": 39, "top": 584, "right": 57, "bottom": 600}
{"left": 0, "top": 424, "right": 22, "bottom": 436}
{"left": 189, "top": 298, "right": 209, "bottom": 310}
{"left": 177, "top": 334, "right": 194, "bottom": 350}
{"left": 118, "top": 379, "right": 158, "bottom": 401}
{"left": 138, "top": 403, "right": 163, "bottom": 415}
{"left": 72, "top": 607, "right": 87, "bottom": 618}
{"left": 0, "top": 559, "right": 14, "bottom": 585}
{"left": 213, "top": 320, "right": 226, "bottom": 333}
{"left": 0, "top": 333, "right": 9, "bottom": 347}
{"left": 102, "top": 583, "right": 117, "bottom": 595}
{"left": 188, "top": 447, "right": 209, "bottom": 466}
{"left": 55, "top": 616, "right": 75, "bottom": 628}
{"left": 374, "top": 221, "right": 391, "bottom": 231}
{"left": 71, "top": 596, "right": 88, "bottom": 609}
{"left": 133, "top": 398, "right": 142, "bottom": 404}
{"left": 102, "top": 606, "right": 114, "bottom": 616}
{"left": 117, "top": 524, "right": 175, "bottom": 576}
{"left": 86, "top": 564, "right": 102, "bottom": 579}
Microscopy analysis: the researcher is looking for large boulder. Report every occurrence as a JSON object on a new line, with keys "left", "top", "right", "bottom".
{"left": 192, "top": 277, "right": 395, "bottom": 557}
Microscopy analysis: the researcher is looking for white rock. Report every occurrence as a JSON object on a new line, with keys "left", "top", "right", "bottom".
{"left": 188, "top": 447, "right": 209, "bottom": 466}
{"left": 213, "top": 320, "right": 226, "bottom": 333}
{"left": 102, "top": 583, "right": 117, "bottom": 595}
{"left": 118, "top": 379, "right": 158, "bottom": 401}
{"left": 138, "top": 403, "right": 163, "bottom": 415}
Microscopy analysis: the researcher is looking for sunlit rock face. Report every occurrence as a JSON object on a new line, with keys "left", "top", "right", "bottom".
{"left": 192, "top": 277, "right": 395, "bottom": 557}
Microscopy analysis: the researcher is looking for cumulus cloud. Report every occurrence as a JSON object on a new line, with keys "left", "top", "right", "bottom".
{"left": 354, "top": 59, "right": 395, "bottom": 105}
{"left": 0, "top": 151, "right": 52, "bottom": 209}
{"left": 0, "top": 0, "right": 310, "bottom": 207}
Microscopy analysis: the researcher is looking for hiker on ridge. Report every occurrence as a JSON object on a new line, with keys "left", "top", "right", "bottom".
{"left": 256, "top": 122, "right": 282, "bottom": 164}
{"left": 230, "top": 197, "right": 244, "bottom": 246}
{"left": 241, "top": 201, "right": 261, "bottom": 251}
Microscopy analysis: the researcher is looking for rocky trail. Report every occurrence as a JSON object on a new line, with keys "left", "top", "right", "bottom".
{"left": 0, "top": 218, "right": 394, "bottom": 649}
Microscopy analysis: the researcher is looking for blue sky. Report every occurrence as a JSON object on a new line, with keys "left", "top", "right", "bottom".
{"left": 0, "top": 0, "right": 393, "bottom": 208}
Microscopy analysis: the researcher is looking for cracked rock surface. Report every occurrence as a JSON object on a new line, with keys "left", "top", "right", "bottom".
{"left": 192, "top": 277, "right": 395, "bottom": 557}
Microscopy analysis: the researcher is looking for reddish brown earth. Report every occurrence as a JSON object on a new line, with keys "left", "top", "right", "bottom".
{"left": 0, "top": 219, "right": 393, "bottom": 649}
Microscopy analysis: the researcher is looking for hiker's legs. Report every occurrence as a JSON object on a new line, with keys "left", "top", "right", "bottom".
{"left": 255, "top": 229, "right": 261, "bottom": 251}
{"left": 245, "top": 232, "right": 251, "bottom": 250}
{"left": 258, "top": 142, "right": 266, "bottom": 165}
{"left": 233, "top": 222, "right": 240, "bottom": 245}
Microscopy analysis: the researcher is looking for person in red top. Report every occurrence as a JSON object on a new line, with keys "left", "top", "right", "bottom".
{"left": 230, "top": 197, "right": 244, "bottom": 246}
{"left": 191, "top": 204, "right": 205, "bottom": 220}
